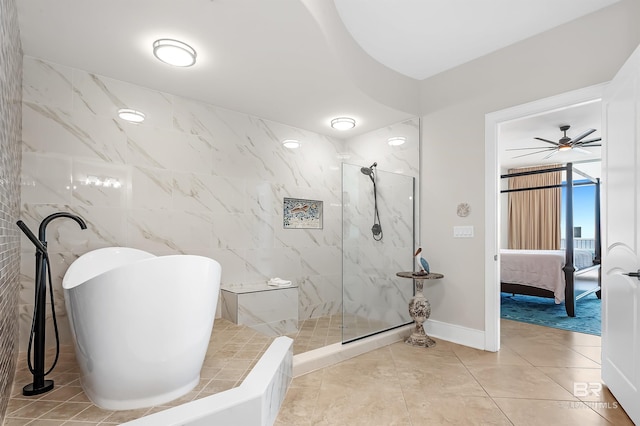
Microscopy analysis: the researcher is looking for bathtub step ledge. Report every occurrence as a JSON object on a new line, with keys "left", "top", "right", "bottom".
{"left": 122, "top": 336, "right": 293, "bottom": 426}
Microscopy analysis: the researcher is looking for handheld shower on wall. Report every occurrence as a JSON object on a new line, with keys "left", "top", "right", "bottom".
{"left": 361, "top": 162, "right": 383, "bottom": 241}
{"left": 360, "top": 162, "right": 376, "bottom": 176}
{"left": 18, "top": 212, "right": 87, "bottom": 396}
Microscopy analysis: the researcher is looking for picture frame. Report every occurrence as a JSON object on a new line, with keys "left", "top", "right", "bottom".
{"left": 283, "top": 198, "right": 323, "bottom": 229}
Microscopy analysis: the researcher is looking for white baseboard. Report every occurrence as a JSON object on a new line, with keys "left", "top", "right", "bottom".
{"left": 424, "top": 318, "right": 486, "bottom": 350}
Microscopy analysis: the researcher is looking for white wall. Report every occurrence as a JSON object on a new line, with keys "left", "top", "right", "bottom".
{"left": 417, "top": 0, "right": 640, "bottom": 333}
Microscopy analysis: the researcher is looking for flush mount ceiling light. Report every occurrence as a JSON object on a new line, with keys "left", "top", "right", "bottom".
{"left": 330, "top": 117, "right": 356, "bottom": 130}
{"left": 153, "top": 39, "right": 197, "bottom": 67}
{"left": 117, "top": 108, "right": 146, "bottom": 123}
{"left": 388, "top": 136, "right": 406, "bottom": 146}
{"left": 282, "top": 139, "right": 300, "bottom": 149}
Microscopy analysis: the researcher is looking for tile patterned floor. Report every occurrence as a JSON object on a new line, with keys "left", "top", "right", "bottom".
{"left": 286, "top": 313, "right": 393, "bottom": 355}
{"left": 4, "top": 318, "right": 632, "bottom": 425}
{"left": 287, "top": 315, "right": 342, "bottom": 355}
{"left": 276, "top": 319, "right": 633, "bottom": 426}
{"left": 4, "top": 319, "right": 273, "bottom": 425}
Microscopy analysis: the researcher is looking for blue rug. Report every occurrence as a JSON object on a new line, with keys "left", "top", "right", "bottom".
{"left": 501, "top": 292, "right": 601, "bottom": 336}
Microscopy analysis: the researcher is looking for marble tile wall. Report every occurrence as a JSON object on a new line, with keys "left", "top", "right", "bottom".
{"left": 341, "top": 119, "right": 419, "bottom": 341}
{"left": 0, "top": 0, "right": 23, "bottom": 420}
{"left": 345, "top": 118, "right": 420, "bottom": 178}
{"left": 19, "top": 56, "right": 421, "bottom": 353}
{"left": 19, "top": 56, "right": 344, "bottom": 350}
{"left": 342, "top": 165, "right": 415, "bottom": 341}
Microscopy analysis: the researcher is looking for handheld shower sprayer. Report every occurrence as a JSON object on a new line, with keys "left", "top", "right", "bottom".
{"left": 360, "top": 162, "right": 377, "bottom": 177}
{"left": 360, "top": 162, "right": 383, "bottom": 240}
{"left": 17, "top": 221, "right": 46, "bottom": 253}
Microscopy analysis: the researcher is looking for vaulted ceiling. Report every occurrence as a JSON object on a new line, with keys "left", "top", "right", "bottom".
{"left": 16, "top": 0, "right": 619, "bottom": 143}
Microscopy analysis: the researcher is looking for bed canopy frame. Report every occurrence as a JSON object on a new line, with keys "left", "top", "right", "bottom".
{"left": 500, "top": 162, "right": 601, "bottom": 317}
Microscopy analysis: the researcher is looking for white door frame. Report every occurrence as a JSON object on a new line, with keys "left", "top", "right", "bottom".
{"left": 484, "top": 83, "right": 607, "bottom": 351}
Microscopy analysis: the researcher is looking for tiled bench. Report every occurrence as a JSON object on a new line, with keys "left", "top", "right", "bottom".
{"left": 220, "top": 283, "right": 298, "bottom": 337}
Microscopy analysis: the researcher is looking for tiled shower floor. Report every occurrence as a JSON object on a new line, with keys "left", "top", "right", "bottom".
{"left": 286, "top": 313, "right": 393, "bottom": 355}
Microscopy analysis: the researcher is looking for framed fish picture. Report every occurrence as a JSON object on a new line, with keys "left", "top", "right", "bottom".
{"left": 283, "top": 198, "right": 323, "bottom": 229}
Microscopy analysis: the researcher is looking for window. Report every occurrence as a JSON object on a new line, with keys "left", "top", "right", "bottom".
{"left": 561, "top": 179, "right": 596, "bottom": 251}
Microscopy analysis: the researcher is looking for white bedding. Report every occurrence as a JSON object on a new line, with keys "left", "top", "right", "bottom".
{"left": 500, "top": 249, "right": 566, "bottom": 303}
{"left": 500, "top": 249, "right": 595, "bottom": 304}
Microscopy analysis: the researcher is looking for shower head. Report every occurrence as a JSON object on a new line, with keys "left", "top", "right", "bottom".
{"left": 360, "top": 162, "right": 377, "bottom": 176}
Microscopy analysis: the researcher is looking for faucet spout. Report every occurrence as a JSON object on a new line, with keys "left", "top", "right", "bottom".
{"left": 38, "top": 212, "right": 87, "bottom": 242}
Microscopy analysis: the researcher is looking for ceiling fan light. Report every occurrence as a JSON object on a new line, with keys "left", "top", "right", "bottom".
{"left": 153, "top": 39, "right": 197, "bottom": 67}
{"left": 330, "top": 117, "right": 356, "bottom": 130}
{"left": 558, "top": 145, "right": 572, "bottom": 152}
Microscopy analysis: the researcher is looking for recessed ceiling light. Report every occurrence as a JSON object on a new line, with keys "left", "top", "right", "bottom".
{"left": 153, "top": 39, "right": 197, "bottom": 67}
{"left": 282, "top": 139, "right": 300, "bottom": 149}
{"left": 330, "top": 117, "right": 356, "bottom": 130}
{"left": 388, "top": 136, "right": 406, "bottom": 146}
{"left": 117, "top": 108, "right": 146, "bottom": 123}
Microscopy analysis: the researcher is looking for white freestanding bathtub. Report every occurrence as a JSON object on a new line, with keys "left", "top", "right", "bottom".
{"left": 62, "top": 247, "right": 221, "bottom": 411}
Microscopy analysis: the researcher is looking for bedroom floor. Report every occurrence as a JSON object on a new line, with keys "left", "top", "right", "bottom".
{"left": 275, "top": 319, "right": 632, "bottom": 425}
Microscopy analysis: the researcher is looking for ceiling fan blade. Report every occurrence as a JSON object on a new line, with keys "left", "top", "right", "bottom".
{"left": 574, "top": 137, "right": 601, "bottom": 146}
{"left": 534, "top": 137, "right": 559, "bottom": 146}
{"left": 543, "top": 150, "right": 559, "bottom": 159}
{"left": 506, "top": 146, "right": 554, "bottom": 151}
{"left": 569, "top": 128, "right": 596, "bottom": 144}
{"left": 580, "top": 143, "right": 602, "bottom": 147}
{"left": 512, "top": 148, "right": 556, "bottom": 158}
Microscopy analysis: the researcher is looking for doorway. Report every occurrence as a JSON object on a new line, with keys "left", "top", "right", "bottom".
{"left": 484, "top": 83, "right": 606, "bottom": 351}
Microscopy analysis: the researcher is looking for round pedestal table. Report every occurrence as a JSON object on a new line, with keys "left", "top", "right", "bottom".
{"left": 396, "top": 271, "right": 444, "bottom": 348}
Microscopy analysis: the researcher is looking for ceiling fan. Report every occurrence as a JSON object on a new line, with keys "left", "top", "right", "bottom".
{"left": 508, "top": 125, "right": 602, "bottom": 159}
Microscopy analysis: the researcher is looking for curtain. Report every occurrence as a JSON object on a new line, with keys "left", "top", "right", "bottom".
{"left": 508, "top": 164, "right": 561, "bottom": 250}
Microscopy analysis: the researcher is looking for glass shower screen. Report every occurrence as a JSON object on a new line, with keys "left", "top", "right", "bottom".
{"left": 342, "top": 163, "right": 415, "bottom": 343}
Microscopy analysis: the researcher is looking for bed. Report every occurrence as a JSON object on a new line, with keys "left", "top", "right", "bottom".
{"left": 500, "top": 163, "right": 601, "bottom": 317}
{"left": 500, "top": 248, "right": 597, "bottom": 303}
